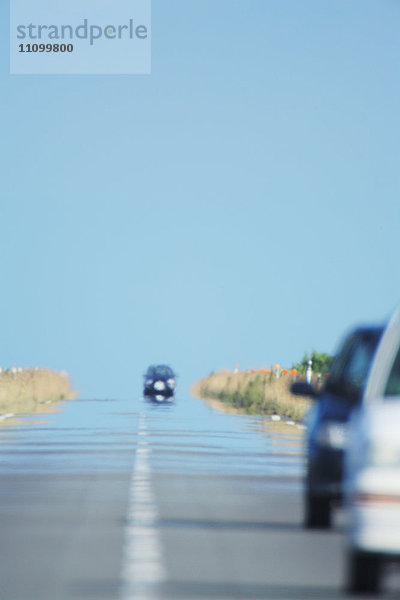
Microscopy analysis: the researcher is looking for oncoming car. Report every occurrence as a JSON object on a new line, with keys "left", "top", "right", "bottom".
{"left": 143, "top": 365, "right": 176, "bottom": 402}
{"left": 345, "top": 307, "right": 400, "bottom": 594}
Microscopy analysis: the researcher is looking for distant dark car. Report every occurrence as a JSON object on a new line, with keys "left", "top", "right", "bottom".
{"left": 143, "top": 365, "right": 176, "bottom": 402}
{"left": 291, "top": 326, "right": 383, "bottom": 529}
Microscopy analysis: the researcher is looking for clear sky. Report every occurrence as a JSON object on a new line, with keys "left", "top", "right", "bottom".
{"left": 1, "top": 0, "right": 399, "bottom": 398}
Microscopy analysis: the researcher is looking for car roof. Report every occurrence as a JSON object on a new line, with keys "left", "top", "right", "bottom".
{"left": 145, "top": 364, "right": 175, "bottom": 378}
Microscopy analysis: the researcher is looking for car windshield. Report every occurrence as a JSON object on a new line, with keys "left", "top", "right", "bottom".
{"left": 384, "top": 346, "right": 400, "bottom": 397}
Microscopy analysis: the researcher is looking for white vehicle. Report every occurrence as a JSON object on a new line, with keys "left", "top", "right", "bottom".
{"left": 345, "top": 306, "right": 400, "bottom": 594}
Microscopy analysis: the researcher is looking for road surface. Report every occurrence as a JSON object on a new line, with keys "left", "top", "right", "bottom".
{"left": 0, "top": 394, "right": 399, "bottom": 599}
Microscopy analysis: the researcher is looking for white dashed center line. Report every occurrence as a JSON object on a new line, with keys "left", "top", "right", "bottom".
{"left": 120, "top": 414, "right": 165, "bottom": 600}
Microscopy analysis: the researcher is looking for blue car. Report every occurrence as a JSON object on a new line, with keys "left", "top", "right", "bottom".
{"left": 292, "top": 326, "right": 383, "bottom": 528}
{"left": 143, "top": 364, "right": 176, "bottom": 402}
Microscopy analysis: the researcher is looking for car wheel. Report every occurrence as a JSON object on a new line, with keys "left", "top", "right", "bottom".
{"left": 304, "top": 493, "right": 332, "bottom": 529}
{"left": 346, "top": 549, "right": 382, "bottom": 595}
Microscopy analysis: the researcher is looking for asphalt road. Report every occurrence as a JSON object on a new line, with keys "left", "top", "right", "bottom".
{"left": 0, "top": 394, "right": 399, "bottom": 600}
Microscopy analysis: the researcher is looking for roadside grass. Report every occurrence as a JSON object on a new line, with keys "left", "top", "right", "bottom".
{"left": 191, "top": 370, "right": 311, "bottom": 421}
{"left": 0, "top": 369, "right": 78, "bottom": 417}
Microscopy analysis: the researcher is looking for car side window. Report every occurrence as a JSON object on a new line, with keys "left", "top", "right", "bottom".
{"left": 344, "top": 340, "right": 376, "bottom": 398}
{"left": 325, "top": 331, "right": 380, "bottom": 402}
{"left": 385, "top": 346, "right": 400, "bottom": 396}
{"left": 324, "top": 337, "right": 354, "bottom": 395}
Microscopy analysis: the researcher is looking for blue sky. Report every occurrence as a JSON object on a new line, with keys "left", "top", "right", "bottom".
{"left": 1, "top": 0, "right": 399, "bottom": 398}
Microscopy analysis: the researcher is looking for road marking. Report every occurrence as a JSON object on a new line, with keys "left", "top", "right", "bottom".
{"left": 120, "top": 414, "right": 165, "bottom": 600}
{"left": 0, "top": 413, "right": 15, "bottom": 421}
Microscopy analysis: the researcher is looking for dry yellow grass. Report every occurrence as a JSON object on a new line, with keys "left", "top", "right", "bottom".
{"left": 0, "top": 369, "right": 77, "bottom": 416}
{"left": 191, "top": 370, "right": 311, "bottom": 421}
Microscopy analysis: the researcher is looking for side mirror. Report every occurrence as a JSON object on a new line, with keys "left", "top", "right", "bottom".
{"left": 290, "top": 381, "right": 318, "bottom": 398}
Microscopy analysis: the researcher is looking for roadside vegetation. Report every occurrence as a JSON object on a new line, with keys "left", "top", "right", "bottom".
{"left": 191, "top": 371, "right": 309, "bottom": 421}
{"left": 191, "top": 352, "right": 333, "bottom": 421}
{"left": 0, "top": 368, "right": 77, "bottom": 417}
{"left": 291, "top": 350, "right": 333, "bottom": 377}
